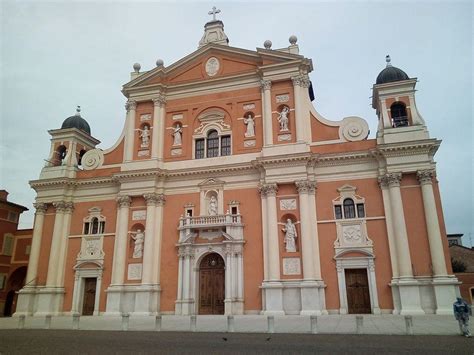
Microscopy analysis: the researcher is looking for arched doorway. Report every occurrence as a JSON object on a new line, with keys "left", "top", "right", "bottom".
{"left": 3, "top": 266, "right": 27, "bottom": 316}
{"left": 199, "top": 253, "right": 225, "bottom": 314}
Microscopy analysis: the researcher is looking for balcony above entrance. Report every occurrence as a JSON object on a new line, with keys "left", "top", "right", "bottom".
{"left": 178, "top": 212, "right": 244, "bottom": 243}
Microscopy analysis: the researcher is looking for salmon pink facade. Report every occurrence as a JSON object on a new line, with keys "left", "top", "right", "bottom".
{"left": 15, "top": 18, "right": 458, "bottom": 317}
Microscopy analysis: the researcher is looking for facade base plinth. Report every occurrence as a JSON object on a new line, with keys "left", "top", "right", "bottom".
{"left": 105, "top": 284, "right": 161, "bottom": 315}
{"left": 432, "top": 276, "right": 460, "bottom": 315}
{"left": 300, "top": 280, "right": 327, "bottom": 315}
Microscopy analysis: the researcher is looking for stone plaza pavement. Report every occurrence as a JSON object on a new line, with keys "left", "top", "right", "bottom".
{"left": 0, "top": 314, "right": 471, "bottom": 336}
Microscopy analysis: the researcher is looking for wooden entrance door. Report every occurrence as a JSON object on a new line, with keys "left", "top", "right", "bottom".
{"left": 199, "top": 253, "right": 225, "bottom": 315}
{"left": 82, "top": 278, "right": 97, "bottom": 316}
{"left": 345, "top": 269, "right": 371, "bottom": 314}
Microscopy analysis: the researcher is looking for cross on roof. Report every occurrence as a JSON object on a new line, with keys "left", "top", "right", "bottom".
{"left": 208, "top": 6, "right": 221, "bottom": 21}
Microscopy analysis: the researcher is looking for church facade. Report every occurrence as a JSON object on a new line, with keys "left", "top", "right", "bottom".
{"left": 15, "top": 14, "right": 459, "bottom": 317}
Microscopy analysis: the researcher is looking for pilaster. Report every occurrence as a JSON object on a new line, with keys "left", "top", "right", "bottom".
{"left": 124, "top": 100, "right": 137, "bottom": 162}
{"left": 291, "top": 75, "right": 311, "bottom": 142}
{"left": 25, "top": 203, "right": 48, "bottom": 286}
{"left": 151, "top": 95, "right": 166, "bottom": 160}
{"left": 260, "top": 80, "right": 273, "bottom": 146}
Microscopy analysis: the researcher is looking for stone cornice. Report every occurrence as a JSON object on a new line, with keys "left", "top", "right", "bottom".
{"left": 112, "top": 169, "right": 165, "bottom": 183}
{"left": 316, "top": 151, "right": 374, "bottom": 167}
{"left": 30, "top": 178, "right": 77, "bottom": 190}
{"left": 253, "top": 153, "right": 313, "bottom": 169}
{"left": 376, "top": 139, "right": 441, "bottom": 158}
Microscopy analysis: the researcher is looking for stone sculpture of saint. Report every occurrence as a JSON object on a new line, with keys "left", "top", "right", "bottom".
{"left": 132, "top": 229, "right": 145, "bottom": 258}
{"left": 173, "top": 124, "right": 182, "bottom": 146}
{"left": 282, "top": 219, "right": 297, "bottom": 252}
{"left": 208, "top": 196, "right": 218, "bottom": 216}
{"left": 140, "top": 126, "right": 150, "bottom": 147}
{"left": 277, "top": 106, "right": 290, "bottom": 131}
{"left": 243, "top": 114, "right": 255, "bottom": 137}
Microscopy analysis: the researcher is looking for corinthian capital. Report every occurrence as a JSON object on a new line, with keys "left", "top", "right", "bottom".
{"left": 260, "top": 79, "right": 272, "bottom": 91}
{"left": 295, "top": 180, "right": 317, "bottom": 194}
{"left": 258, "top": 183, "right": 278, "bottom": 197}
{"left": 116, "top": 195, "right": 131, "bottom": 208}
{"left": 417, "top": 169, "right": 435, "bottom": 185}
{"left": 152, "top": 94, "right": 166, "bottom": 107}
{"left": 64, "top": 201, "right": 74, "bottom": 213}
{"left": 52, "top": 201, "right": 67, "bottom": 212}
{"left": 125, "top": 100, "right": 137, "bottom": 112}
{"left": 33, "top": 202, "right": 48, "bottom": 214}
{"left": 385, "top": 172, "right": 402, "bottom": 187}
{"left": 143, "top": 193, "right": 166, "bottom": 206}
{"left": 291, "top": 75, "right": 311, "bottom": 88}
{"left": 377, "top": 175, "right": 389, "bottom": 189}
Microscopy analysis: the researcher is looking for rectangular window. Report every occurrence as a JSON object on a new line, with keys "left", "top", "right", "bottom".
{"left": 7, "top": 211, "right": 18, "bottom": 223}
{"left": 357, "top": 204, "right": 365, "bottom": 218}
{"left": 2, "top": 234, "right": 14, "bottom": 256}
{"left": 207, "top": 137, "right": 219, "bottom": 158}
{"left": 186, "top": 209, "right": 193, "bottom": 217}
{"left": 334, "top": 205, "right": 343, "bottom": 219}
{"left": 221, "top": 135, "right": 231, "bottom": 156}
{"left": 195, "top": 139, "right": 205, "bottom": 159}
{"left": 231, "top": 206, "right": 238, "bottom": 215}
{"left": 99, "top": 221, "right": 106, "bottom": 234}
{"left": 0, "top": 274, "right": 6, "bottom": 290}
{"left": 83, "top": 222, "right": 90, "bottom": 235}
{"left": 343, "top": 204, "right": 356, "bottom": 219}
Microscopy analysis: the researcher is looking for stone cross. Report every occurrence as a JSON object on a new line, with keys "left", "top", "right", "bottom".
{"left": 208, "top": 6, "right": 221, "bottom": 21}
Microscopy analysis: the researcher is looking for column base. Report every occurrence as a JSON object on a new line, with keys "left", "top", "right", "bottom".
{"left": 261, "top": 281, "right": 285, "bottom": 315}
{"left": 300, "top": 280, "right": 327, "bottom": 315}
{"left": 432, "top": 276, "right": 460, "bottom": 315}
{"left": 174, "top": 299, "right": 195, "bottom": 315}
{"left": 224, "top": 298, "right": 244, "bottom": 315}
{"left": 14, "top": 286, "right": 38, "bottom": 316}
{"left": 105, "top": 284, "right": 161, "bottom": 315}
{"left": 28, "top": 287, "right": 66, "bottom": 316}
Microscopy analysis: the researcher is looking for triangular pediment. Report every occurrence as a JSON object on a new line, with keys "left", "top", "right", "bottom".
{"left": 198, "top": 177, "right": 226, "bottom": 187}
{"left": 123, "top": 43, "right": 305, "bottom": 90}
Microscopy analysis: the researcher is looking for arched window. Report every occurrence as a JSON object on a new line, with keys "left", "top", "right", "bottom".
{"left": 78, "top": 149, "right": 86, "bottom": 167}
{"left": 390, "top": 102, "right": 408, "bottom": 127}
{"left": 343, "top": 198, "right": 356, "bottom": 219}
{"left": 207, "top": 130, "right": 219, "bottom": 158}
{"left": 195, "top": 129, "right": 231, "bottom": 159}
{"left": 83, "top": 208, "right": 106, "bottom": 235}
{"left": 56, "top": 145, "right": 67, "bottom": 165}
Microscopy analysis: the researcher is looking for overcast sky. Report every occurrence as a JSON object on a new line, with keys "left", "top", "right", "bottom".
{"left": 1, "top": 1, "right": 472, "bottom": 246}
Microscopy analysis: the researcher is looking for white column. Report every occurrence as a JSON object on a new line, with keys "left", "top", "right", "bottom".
{"left": 237, "top": 252, "right": 243, "bottom": 299}
{"left": 46, "top": 201, "right": 66, "bottom": 286}
{"left": 25, "top": 203, "right": 48, "bottom": 286}
{"left": 123, "top": 100, "right": 137, "bottom": 162}
{"left": 417, "top": 170, "right": 448, "bottom": 276}
{"left": 182, "top": 249, "right": 191, "bottom": 300}
{"left": 261, "top": 184, "right": 280, "bottom": 281}
{"left": 151, "top": 94, "right": 166, "bottom": 160}
{"left": 176, "top": 250, "right": 184, "bottom": 302}
{"left": 55, "top": 202, "right": 74, "bottom": 286}
{"left": 260, "top": 80, "right": 273, "bottom": 146}
{"left": 291, "top": 75, "right": 311, "bottom": 142}
{"left": 225, "top": 249, "right": 232, "bottom": 300}
{"left": 259, "top": 189, "right": 269, "bottom": 280}
{"left": 295, "top": 181, "right": 315, "bottom": 280}
{"left": 307, "top": 185, "right": 322, "bottom": 279}
{"left": 378, "top": 177, "right": 399, "bottom": 278}
{"left": 152, "top": 195, "right": 166, "bottom": 284}
{"left": 385, "top": 173, "right": 413, "bottom": 278}
{"left": 142, "top": 194, "right": 157, "bottom": 284}
{"left": 110, "top": 195, "right": 131, "bottom": 285}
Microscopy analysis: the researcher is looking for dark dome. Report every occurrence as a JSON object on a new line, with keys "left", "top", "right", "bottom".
{"left": 376, "top": 55, "right": 409, "bottom": 84}
{"left": 61, "top": 106, "right": 91, "bottom": 135}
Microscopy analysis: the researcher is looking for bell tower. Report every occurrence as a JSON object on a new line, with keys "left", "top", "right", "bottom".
{"left": 42, "top": 106, "right": 100, "bottom": 179}
{"left": 372, "top": 55, "right": 429, "bottom": 144}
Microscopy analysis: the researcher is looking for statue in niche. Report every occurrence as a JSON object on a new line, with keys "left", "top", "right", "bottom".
{"left": 131, "top": 229, "right": 144, "bottom": 258}
{"left": 277, "top": 106, "right": 290, "bottom": 131}
{"left": 243, "top": 114, "right": 255, "bottom": 137}
{"left": 208, "top": 196, "right": 218, "bottom": 216}
{"left": 281, "top": 219, "right": 297, "bottom": 252}
{"left": 172, "top": 124, "right": 182, "bottom": 146}
{"left": 140, "top": 126, "right": 150, "bottom": 147}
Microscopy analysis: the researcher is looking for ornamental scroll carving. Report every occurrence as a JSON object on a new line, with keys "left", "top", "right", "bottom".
{"left": 339, "top": 117, "right": 369, "bottom": 142}
{"left": 77, "top": 235, "right": 104, "bottom": 261}
{"left": 81, "top": 149, "right": 104, "bottom": 170}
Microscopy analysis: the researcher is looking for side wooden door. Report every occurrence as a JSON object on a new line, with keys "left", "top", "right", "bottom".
{"left": 82, "top": 278, "right": 97, "bottom": 316}
{"left": 345, "top": 269, "right": 371, "bottom": 314}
